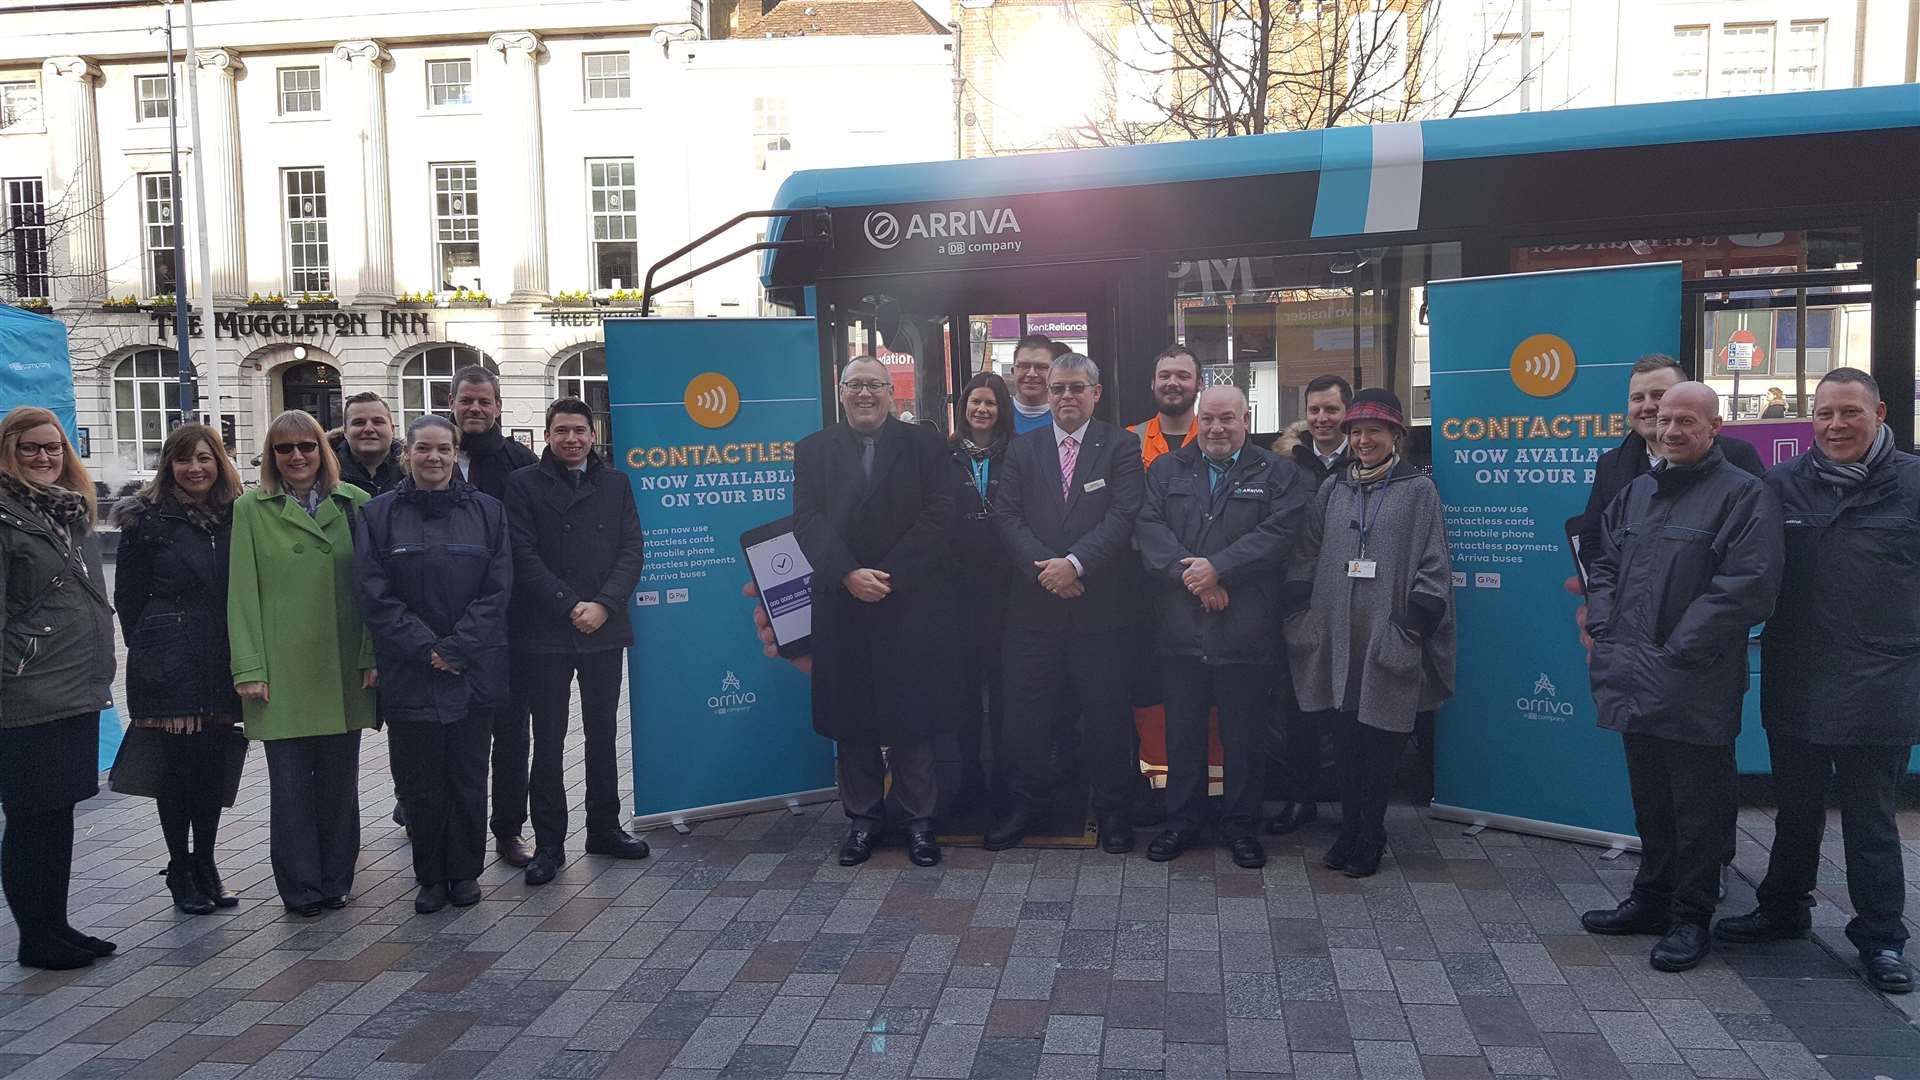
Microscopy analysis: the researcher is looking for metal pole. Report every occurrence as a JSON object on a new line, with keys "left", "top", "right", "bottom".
{"left": 948, "top": 20, "right": 963, "bottom": 160}
{"left": 1519, "top": 0, "right": 1534, "bottom": 112}
{"left": 164, "top": 7, "right": 193, "bottom": 419}
{"left": 181, "top": 0, "right": 220, "bottom": 435}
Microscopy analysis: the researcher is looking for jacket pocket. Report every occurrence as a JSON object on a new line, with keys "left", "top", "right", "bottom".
{"left": 4, "top": 621, "right": 53, "bottom": 677}
{"left": 1370, "top": 622, "right": 1424, "bottom": 682}
{"left": 130, "top": 610, "right": 190, "bottom": 680}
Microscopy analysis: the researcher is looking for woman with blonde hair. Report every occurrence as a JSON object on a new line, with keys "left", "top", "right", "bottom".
{"left": 229, "top": 410, "right": 377, "bottom": 916}
{"left": 113, "top": 423, "right": 246, "bottom": 915}
{"left": 0, "top": 407, "right": 117, "bottom": 968}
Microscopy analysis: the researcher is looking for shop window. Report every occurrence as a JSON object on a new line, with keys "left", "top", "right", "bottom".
{"left": 397, "top": 345, "right": 494, "bottom": 430}
{"left": 113, "top": 348, "right": 191, "bottom": 471}
{"left": 555, "top": 346, "right": 612, "bottom": 458}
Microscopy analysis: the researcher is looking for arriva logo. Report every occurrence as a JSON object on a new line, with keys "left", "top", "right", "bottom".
{"left": 863, "top": 207, "right": 1022, "bottom": 250}
{"left": 863, "top": 211, "right": 902, "bottom": 250}
{"left": 709, "top": 670, "right": 758, "bottom": 714}
{"left": 1517, "top": 671, "right": 1574, "bottom": 720}
{"left": 684, "top": 372, "right": 741, "bottom": 429}
{"left": 1509, "top": 333, "right": 1577, "bottom": 398}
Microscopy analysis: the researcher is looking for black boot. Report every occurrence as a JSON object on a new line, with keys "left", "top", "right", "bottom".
{"left": 192, "top": 855, "right": 239, "bottom": 909}
{"left": 165, "top": 860, "right": 215, "bottom": 916}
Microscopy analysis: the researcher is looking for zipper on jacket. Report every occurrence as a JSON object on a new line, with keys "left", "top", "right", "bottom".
{"left": 15, "top": 636, "right": 38, "bottom": 676}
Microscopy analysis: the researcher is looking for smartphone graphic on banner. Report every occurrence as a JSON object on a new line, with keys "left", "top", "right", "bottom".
{"left": 741, "top": 516, "right": 813, "bottom": 659}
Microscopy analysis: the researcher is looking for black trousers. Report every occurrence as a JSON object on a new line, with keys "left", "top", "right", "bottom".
{"left": 488, "top": 670, "right": 534, "bottom": 840}
{"left": 389, "top": 714, "right": 491, "bottom": 886}
{"left": 156, "top": 727, "right": 228, "bottom": 863}
{"left": 263, "top": 731, "right": 362, "bottom": 907}
{"left": 1277, "top": 701, "right": 1328, "bottom": 804}
{"left": 1163, "top": 659, "right": 1272, "bottom": 839}
{"left": 955, "top": 644, "right": 1005, "bottom": 790}
{"left": 838, "top": 740, "right": 938, "bottom": 831}
{"left": 2, "top": 807, "right": 74, "bottom": 955}
{"left": 1756, "top": 732, "right": 1910, "bottom": 955}
{"left": 1334, "top": 713, "right": 1409, "bottom": 847}
{"left": 1002, "top": 626, "right": 1137, "bottom": 815}
{"left": 1623, "top": 732, "right": 1736, "bottom": 927}
{"left": 522, "top": 648, "right": 626, "bottom": 853}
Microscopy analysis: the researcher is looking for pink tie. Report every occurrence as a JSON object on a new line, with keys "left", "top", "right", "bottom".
{"left": 1059, "top": 435, "right": 1078, "bottom": 502}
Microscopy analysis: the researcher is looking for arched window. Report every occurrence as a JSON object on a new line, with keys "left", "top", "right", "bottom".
{"left": 554, "top": 346, "right": 611, "bottom": 458}
{"left": 113, "top": 348, "right": 192, "bottom": 471}
{"left": 396, "top": 344, "right": 495, "bottom": 430}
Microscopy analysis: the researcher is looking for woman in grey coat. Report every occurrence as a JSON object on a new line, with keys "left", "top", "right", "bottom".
{"left": 1283, "top": 390, "right": 1455, "bottom": 877}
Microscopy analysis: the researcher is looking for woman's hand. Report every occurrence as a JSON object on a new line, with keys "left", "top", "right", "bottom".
{"left": 235, "top": 681, "right": 269, "bottom": 703}
{"left": 363, "top": 668, "right": 379, "bottom": 689}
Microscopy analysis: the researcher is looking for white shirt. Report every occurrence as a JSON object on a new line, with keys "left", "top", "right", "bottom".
{"left": 1052, "top": 421, "right": 1093, "bottom": 578}
{"left": 1318, "top": 437, "right": 1348, "bottom": 469}
{"left": 457, "top": 450, "right": 472, "bottom": 480}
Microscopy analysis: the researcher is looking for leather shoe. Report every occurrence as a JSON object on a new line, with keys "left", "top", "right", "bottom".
{"left": 495, "top": 834, "right": 534, "bottom": 868}
{"left": 908, "top": 829, "right": 940, "bottom": 867}
{"left": 984, "top": 809, "right": 1037, "bottom": 851}
{"left": 1099, "top": 813, "right": 1134, "bottom": 855}
{"left": 447, "top": 879, "right": 482, "bottom": 908}
{"left": 1146, "top": 829, "right": 1190, "bottom": 862}
{"left": 286, "top": 901, "right": 323, "bottom": 918}
{"left": 1650, "top": 922, "right": 1711, "bottom": 972}
{"left": 1323, "top": 833, "right": 1356, "bottom": 871}
{"left": 1230, "top": 836, "right": 1267, "bottom": 870}
{"left": 1581, "top": 896, "right": 1671, "bottom": 937}
{"left": 55, "top": 927, "right": 116, "bottom": 957}
{"left": 1864, "top": 949, "right": 1915, "bottom": 994}
{"left": 1713, "top": 908, "right": 1808, "bottom": 944}
{"left": 322, "top": 896, "right": 348, "bottom": 910}
{"left": 838, "top": 828, "right": 877, "bottom": 867}
{"left": 414, "top": 883, "right": 448, "bottom": 915}
{"left": 16, "top": 938, "right": 93, "bottom": 970}
{"left": 1342, "top": 839, "right": 1384, "bottom": 878}
{"left": 1266, "top": 801, "right": 1319, "bottom": 836}
{"left": 525, "top": 848, "right": 564, "bottom": 886}
{"left": 585, "top": 829, "right": 651, "bottom": 860}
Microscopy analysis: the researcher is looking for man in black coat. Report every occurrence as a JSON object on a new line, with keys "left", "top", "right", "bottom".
{"left": 794, "top": 357, "right": 962, "bottom": 868}
{"left": 504, "top": 399, "right": 649, "bottom": 885}
{"left": 1581, "top": 382, "right": 1783, "bottom": 974}
{"left": 333, "top": 392, "right": 406, "bottom": 497}
{"left": 1137, "top": 386, "right": 1313, "bottom": 869}
{"left": 987, "top": 353, "right": 1146, "bottom": 853}
{"left": 1715, "top": 369, "right": 1919, "bottom": 993}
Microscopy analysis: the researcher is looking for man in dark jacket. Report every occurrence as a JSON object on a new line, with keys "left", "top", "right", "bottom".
{"left": 1290, "top": 374, "right": 1353, "bottom": 483}
{"left": 1580, "top": 382, "right": 1783, "bottom": 974}
{"left": 504, "top": 399, "right": 649, "bottom": 885}
{"left": 988, "top": 353, "right": 1146, "bottom": 853}
{"left": 794, "top": 357, "right": 962, "bottom": 868}
{"left": 1714, "top": 369, "right": 1919, "bottom": 993}
{"left": 1137, "top": 386, "right": 1313, "bottom": 869}
{"left": 332, "top": 392, "right": 406, "bottom": 498}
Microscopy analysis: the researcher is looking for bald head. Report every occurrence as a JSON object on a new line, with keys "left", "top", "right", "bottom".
{"left": 1195, "top": 385, "right": 1250, "bottom": 461}
{"left": 1655, "top": 381, "right": 1722, "bottom": 466}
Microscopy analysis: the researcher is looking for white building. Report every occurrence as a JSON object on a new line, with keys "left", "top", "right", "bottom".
{"left": 0, "top": 0, "right": 952, "bottom": 483}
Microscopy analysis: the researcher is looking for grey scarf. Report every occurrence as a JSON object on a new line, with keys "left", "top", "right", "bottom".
{"left": 1810, "top": 424, "right": 1894, "bottom": 491}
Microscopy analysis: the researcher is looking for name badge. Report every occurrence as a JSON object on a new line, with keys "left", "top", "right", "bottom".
{"left": 1083, "top": 478, "right": 1107, "bottom": 493}
{"left": 1346, "top": 559, "right": 1378, "bottom": 579}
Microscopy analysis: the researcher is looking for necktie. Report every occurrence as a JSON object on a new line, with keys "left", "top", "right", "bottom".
{"left": 1059, "top": 435, "right": 1078, "bottom": 502}
{"left": 861, "top": 436, "right": 876, "bottom": 480}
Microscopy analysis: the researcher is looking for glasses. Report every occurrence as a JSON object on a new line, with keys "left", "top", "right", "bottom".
{"left": 841, "top": 380, "right": 890, "bottom": 395}
{"left": 272, "top": 441, "right": 320, "bottom": 457}
{"left": 1048, "top": 382, "right": 1091, "bottom": 397}
{"left": 15, "top": 442, "right": 64, "bottom": 459}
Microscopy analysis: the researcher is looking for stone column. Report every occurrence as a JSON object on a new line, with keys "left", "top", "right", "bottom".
{"left": 194, "top": 49, "right": 247, "bottom": 303}
{"left": 332, "top": 40, "right": 394, "bottom": 304}
{"left": 489, "top": 31, "right": 550, "bottom": 304}
{"left": 41, "top": 57, "right": 105, "bottom": 307}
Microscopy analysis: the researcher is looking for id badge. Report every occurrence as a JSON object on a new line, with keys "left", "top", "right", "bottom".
{"left": 1346, "top": 559, "right": 1378, "bottom": 580}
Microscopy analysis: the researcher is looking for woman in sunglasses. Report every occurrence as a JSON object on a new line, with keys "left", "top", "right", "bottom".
{"left": 228, "top": 410, "right": 378, "bottom": 916}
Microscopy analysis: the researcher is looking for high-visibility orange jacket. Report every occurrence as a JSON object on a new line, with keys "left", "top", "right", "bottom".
{"left": 1130, "top": 414, "right": 1196, "bottom": 467}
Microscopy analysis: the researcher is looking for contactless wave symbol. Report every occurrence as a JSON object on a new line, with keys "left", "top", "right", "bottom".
{"left": 863, "top": 211, "right": 901, "bottom": 250}
{"left": 684, "top": 372, "right": 742, "bottom": 429}
{"left": 1508, "top": 333, "right": 1577, "bottom": 398}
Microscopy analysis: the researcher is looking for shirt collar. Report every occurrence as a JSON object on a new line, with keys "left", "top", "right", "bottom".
{"left": 1206, "top": 449, "right": 1241, "bottom": 472}
{"left": 1319, "top": 438, "right": 1348, "bottom": 466}
{"left": 1054, "top": 421, "right": 1091, "bottom": 445}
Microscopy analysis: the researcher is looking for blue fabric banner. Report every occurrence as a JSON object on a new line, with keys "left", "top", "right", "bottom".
{"left": 0, "top": 305, "right": 78, "bottom": 439}
{"left": 604, "top": 318, "right": 834, "bottom": 824}
{"left": 1427, "top": 263, "right": 1682, "bottom": 842}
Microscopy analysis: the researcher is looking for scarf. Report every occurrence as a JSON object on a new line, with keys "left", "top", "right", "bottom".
{"left": 462, "top": 424, "right": 506, "bottom": 460}
{"left": 167, "top": 494, "right": 231, "bottom": 535}
{"left": 0, "top": 471, "right": 88, "bottom": 530}
{"left": 284, "top": 482, "right": 330, "bottom": 516}
{"left": 1810, "top": 424, "right": 1894, "bottom": 491}
{"left": 960, "top": 436, "right": 1000, "bottom": 505}
{"left": 1348, "top": 453, "right": 1398, "bottom": 488}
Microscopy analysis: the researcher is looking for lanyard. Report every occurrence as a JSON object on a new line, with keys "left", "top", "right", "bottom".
{"left": 969, "top": 456, "right": 990, "bottom": 507}
{"left": 1356, "top": 481, "right": 1393, "bottom": 559}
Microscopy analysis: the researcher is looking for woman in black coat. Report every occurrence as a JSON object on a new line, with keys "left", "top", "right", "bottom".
{"left": 355, "top": 415, "right": 512, "bottom": 914}
{"left": 948, "top": 371, "right": 1015, "bottom": 814}
{"left": 113, "top": 423, "right": 246, "bottom": 915}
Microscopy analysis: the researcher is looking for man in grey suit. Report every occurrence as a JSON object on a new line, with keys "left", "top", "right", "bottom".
{"left": 986, "top": 353, "right": 1146, "bottom": 854}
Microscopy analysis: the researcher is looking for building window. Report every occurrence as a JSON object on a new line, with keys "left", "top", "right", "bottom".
{"left": 140, "top": 173, "right": 178, "bottom": 297}
{"left": 1348, "top": 4, "right": 1408, "bottom": 111}
{"left": 753, "top": 97, "right": 791, "bottom": 171}
{"left": 113, "top": 348, "right": 190, "bottom": 471}
{"left": 2, "top": 178, "right": 49, "bottom": 301}
{"left": 426, "top": 59, "right": 473, "bottom": 109}
{"left": 397, "top": 344, "right": 494, "bottom": 429}
{"left": 587, "top": 158, "right": 637, "bottom": 290}
{"left": 432, "top": 163, "right": 481, "bottom": 292}
{"left": 584, "top": 52, "right": 631, "bottom": 101}
{"left": 1785, "top": 21, "right": 1825, "bottom": 92}
{"left": 1718, "top": 24, "right": 1774, "bottom": 97}
{"left": 0, "top": 81, "right": 40, "bottom": 131}
{"left": 277, "top": 66, "right": 322, "bottom": 115}
{"left": 282, "top": 168, "right": 330, "bottom": 293}
{"left": 1670, "top": 26, "right": 1708, "bottom": 100}
{"left": 135, "top": 74, "right": 172, "bottom": 121}
{"left": 1490, "top": 33, "right": 1546, "bottom": 112}
{"left": 555, "top": 346, "right": 612, "bottom": 457}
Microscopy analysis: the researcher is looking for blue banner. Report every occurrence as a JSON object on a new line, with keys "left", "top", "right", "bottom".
{"left": 1427, "top": 263, "right": 1682, "bottom": 842}
{"left": 0, "top": 305, "right": 77, "bottom": 439}
{"left": 604, "top": 318, "right": 834, "bottom": 824}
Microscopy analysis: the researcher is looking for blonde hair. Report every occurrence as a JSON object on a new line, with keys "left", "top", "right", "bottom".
{"left": 257, "top": 410, "right": 341, "bottom": 495}
{"left": 137, "top": 422, "right": 243, "bottom": 507}
{"left": 0, "top": 407, "right": 97, "bottom": 525}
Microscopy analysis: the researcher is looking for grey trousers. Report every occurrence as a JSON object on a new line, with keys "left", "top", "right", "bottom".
{"left": 264, "top": 731, "right": 363, "bottom": 907}
{"left": 837, "top": 740, "right": 938, "bottom": 832}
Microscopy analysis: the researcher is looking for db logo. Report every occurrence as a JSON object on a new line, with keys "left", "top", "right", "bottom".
{"left": 1509, "top": 333, "right": 1576, "bottom": 398}
{"left": 684, "top": 372, "right": 741, "bottom": 429}
{"left": 863, "top": 211, "right": 901, "bottom": 250}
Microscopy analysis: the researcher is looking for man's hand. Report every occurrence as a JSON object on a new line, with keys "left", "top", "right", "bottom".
{"left": 1053, "top": 578, "right": 1085, "bottom": 599}
{"left": 1564, "top": 575, "right": 1593, "bottom": 655}
{"left": 1199, "top": 584, "right": 1229, "bottom": 612}
{"left": 235, "top": 681, "right": 269, "bottom": 703}
{"left": 570, "top": 601, "right": 610, "bottom": 634}
{"left": 744, "top": 580, "right": 813, "bottom": 674}
{"left": 844, "top": 568, "right": 892, "bottom": 603}
{"left": 430, "top": 651, "right": 458, "bottom": 674}
{"left": 362, "top": 669, "right": 379, "bottom": 689}
{"left": 1180, "top": 556, "right": 1219, "bottom": 595}
{"left": 1035, "top": 558, "right": 1080, "bottom": 595}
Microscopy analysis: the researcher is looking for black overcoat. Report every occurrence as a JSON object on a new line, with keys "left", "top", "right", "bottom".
{"left": 948, "top": 442, "right": 1012, "bottom": 657}
{"left": 112, "top": 498, "right": 241, "bottom": 721}
{"left": 505, "top": 451, "right": 645, "bottom": 654}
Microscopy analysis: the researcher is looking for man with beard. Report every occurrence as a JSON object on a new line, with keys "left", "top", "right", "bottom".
{"left": 332, "top": 393, "right": 405, "bottom": 497}
{"left": 1130, "top": 345, "right": 1200, "bottom": 466}
{"left": 1009, "top": 335, "right": 1057, "bottom": 434}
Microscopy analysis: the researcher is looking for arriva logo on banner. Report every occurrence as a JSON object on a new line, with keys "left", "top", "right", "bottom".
{"left": 1509, "top": 333, "right": 1577, "bottom": 397}
{"left": 685, "top": 372, "right": 741, "bottom": 429}
{"left": 709, "top": 669, "right": 758, "bottom": 715}
{"left": 1518, "top": 671, "right": 1575, "bottom": 720}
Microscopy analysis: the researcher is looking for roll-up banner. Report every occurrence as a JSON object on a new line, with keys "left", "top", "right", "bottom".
{"left": 1426, "top": 263, "right": 1682, "bottom": 846}
{"left": 604, "top": 318, "right": 835, "bottom": 828}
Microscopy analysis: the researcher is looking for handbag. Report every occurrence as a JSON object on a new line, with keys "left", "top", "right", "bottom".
{"left": 110, "top": 725, "right": 251, "bottom": 809}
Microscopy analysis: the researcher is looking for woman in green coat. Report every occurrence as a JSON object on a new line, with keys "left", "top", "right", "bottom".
{"left": 229, "top": 410, "right": 377, "bottom": 917}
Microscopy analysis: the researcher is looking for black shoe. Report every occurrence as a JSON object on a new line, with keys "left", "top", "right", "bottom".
{"left": 165, "top": 860, "right": 216, "bottom": 916}
{"left": 495, "top": 834, "right": 534, "bottom": 868}
{"left": 287, "top": 901, "right": 324, "bottom": 918}
{"left": 585, "top": 828, "right": 651, "bottom": 860}
{"left": 1650, "top": 923, "right": 1711, "bottom": 972}
{"left": 192, "top": 856, "right": 239, "bottom": 908}
{"left": 54, "top": 927, "right": 116, "bottom": 957}
{"left": 1266, "top": 801, "right": 1319, "bottom": 836}
{"left": 908, "top": 829, "right": 941, "bottom": 867}
{"left": 415, "top": 883, "right": 449, "bottom": 914}
{"left": 1230, "top": 836, "right": 1267, "bottom": 870}
{"left": 983, "top": 809, "right": 1038, "bottom": 851}
{"left": 525, "top": 848, "right": 564, "bottom": 886}
{"left": 1146, "top": 830, "right": 1190, "bottom": 862}
{"left": 1323, "top": 833, "right": 1357, "bottom": 871}
{"left": 1342, "top": 839, "right": 1384, "bottom": 878}
{"left": 16, "top": 936, "right": 93, "bottom": 970}
{"left": 391, "top": 801, "right": 407, "bottom": 827}
{"left": 448, "top": 878, "right": 482, "bottom": 908}
{"left": 1713, "top": 908, "right": 1809, "bottom": 944}
{"left": 838, "top": 828, "right": 877, "bottom": 867}
{"left": 1581, "top": 896, "right": 1672, "bottom": 937}
{"left": 1099, "top": 813, "right": 1134, "bottom": 855}
{"left": 1864, "top": 950, "right": 1915, "bottom": 994}
{"left": 321, "top": 895, "right": 348, "bottom": 910}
